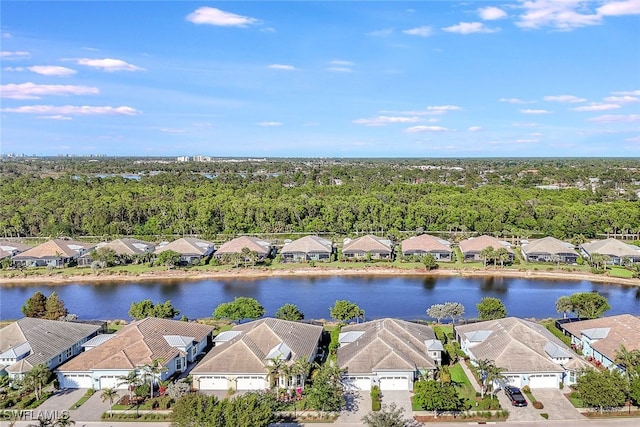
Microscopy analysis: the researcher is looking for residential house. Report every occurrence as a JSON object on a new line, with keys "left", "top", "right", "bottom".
{"left": 214, "top": 236, "right": 272, "bottom": 262}
{"left": 337, "top": 318, "right": 443, "bottom": 391}
{"left": 191, "top": 318, "right": 322, "bottom": 391}
{"left": 401, "top": 234, "right": 452, "bottom": 261}
{"left": 0, "top": 240, "right": 32, "bottom": 261}
{"left": 560, "top": 314, "right": 640, "bottom": 372}
{"left": 12, "top": 238, "right": 95, "bottom": 268}
{"left": 342, "top": 235, "right": 393, "bottom": 261}
{"left": 458, "top": 235, "right": 514, "bottom": 262}
{"left": 78, "top": 238, "right": 155, "bottom": 266}
{"left": 521, "top": 237, "right": 579, "bottom": 264}
{"left": 580, "top": 239, "right": 640, "bottom": 265}
{"left": 280, "top": 235, "right": 334, "bottom": 262}
{"left": 454, "top": 317, "right": 588, "bottom": 389}
{"left": 154, "top": 237, "right": 215, "bottom": 265}
{"left": 0, "top": 318, "right": 103, "bottom": 379}
{"left": 56, "top": 318, "right": 213, "bottom": 389}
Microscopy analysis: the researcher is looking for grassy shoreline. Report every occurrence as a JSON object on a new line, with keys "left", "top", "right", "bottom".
{"left": 1, "top": 262, "right": 638, "bottom": 287}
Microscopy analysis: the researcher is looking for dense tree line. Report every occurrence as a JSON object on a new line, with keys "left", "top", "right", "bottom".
{"left": 1, "top": 159, "right": 639, "bottom": 240}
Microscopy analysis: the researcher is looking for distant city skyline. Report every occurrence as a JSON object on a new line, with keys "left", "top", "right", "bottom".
{"left": 1, "top": 1, "right": 639, "bottom": 157}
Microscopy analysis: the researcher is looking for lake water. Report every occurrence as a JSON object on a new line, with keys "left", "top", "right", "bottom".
{"left": 1, "top": 276, "right": 638, "bottom": 321}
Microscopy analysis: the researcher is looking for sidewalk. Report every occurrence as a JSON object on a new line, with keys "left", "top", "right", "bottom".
{"left": 459, "top": 359, "right": 483, "bottom": 394}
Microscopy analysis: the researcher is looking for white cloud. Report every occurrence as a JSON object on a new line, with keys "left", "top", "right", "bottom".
{"left": 39, "top": 115, "right": 72, "bottom": 120}
{"left": 499, "top": 97, "right": 536, "bottom": 104}
{"left": 353, "top": 116, "right": 422, "bottom": 126}
{"left": 520, "top": 109, "right": 551, "bottom": 114}
{"left": 267, "top": 64, "right": 297, "bottom": 71}
{"left": 613, "top": 90, "right": 640, "bottom": 96}
{"left": 543, "top": 95, "right": 586, "bottom": 103}
{"left": 159, "top": 128, "right": 187, "bottom": 134}
{"left": 28, "top": 65, "right": 77, "bottom": 76}
{"left": 516, "top": 0, "right": 602, "bottom": 30}
{"left": 0, "top": 82, "right": 99, "bottom": 99}
{"left": 512, "top": 122, "right": 539, "bottom": 127}
{"left": 427, "top": 105, "right": 462, "bottom": 112}
{"left": 405, "top": 125, "right": 448, "bottom": 133}
{"left": 0, "top": 51, "right": 30, "bottom": 59}
{"left": 571, "top": 103, "right": 621, "bottom": 111}
{"left": 1, "top": 105, "right": 140, "bottom": 116}
{"left": 588, "top": 114, "right": 640, "bottom": 123}
{"left": 479, "top": 6, "right": 508, "bottom": 20}
{"left": 2, "top": 33, "right": 12, "bottom": 39}
{"left": 604, "top": 95, "right": 639, "bottom": 103}
{"left": 368, "top": 28, "right": 393, "bottom": 37}
{"left": 257, "top": 121, "right": 282, "bottom": 126}
{"left": 77, "top": 58, "right": 144, "bottom": 72}
{"left": 442, "top": 22, "right": 498, "bottom": 34}
{"left": 403, "top": 26, "right": 432, "bottom": 37}
{"left": 327, "top": 67, "right": 353, "bottom": 73}
{"left": 330, "top": 60, "right": 354, "bottom": 66}
{"left": 597, "top": 0, "right": 640, "bottom": 16}
{"left": 186, "top": 7, "right": 259, "bottom": 27}
{"left": 468, "top": 126, "right": 483, "bottom": 132}
{"left": 624, "top": 135, "right": 640, "bottom": 143}
{"left": 515, "top": 139, "right": 538, "bottom": 143}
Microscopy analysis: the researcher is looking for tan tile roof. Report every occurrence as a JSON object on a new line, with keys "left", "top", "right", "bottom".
{"left": 13, "top": 239, "right": 94, "bottom": 259}
{"left": 281, "top": 236, "right": 333, "bottom": 255}
{"left": 342, "top": 235, "right": 392, "bottom": 254}
{"left": 561, "top": 314, "right": 640, "bottom": 361}
{"left": 191, "top": 318, "right": 322, "bottom": 375}
{"left": 521, "top": 237, "right": 577, "bottom": 256}
{"left": 215, "top": 236, "right": 271, "bottom": 256}
{"left": 459, "top": 235, "right": 513, "bottom": 254}
{"left": 57, "top": 318, "right": 213, "bottom": 371}
{"left": 454, "top": 317, "right": 588, "bottom": 374}
{"left": 100, "top": 238, "right": 155, "bottom": 255}
{"left": 154, "top": 237, "right": 214, "bottom": 256}
{"left": 581, "top": 239, "right": 640, "bottom": 259}
{"left": 401, "top": 234, "right": 451, "bottom": 254}
{"left": 0, "top": 318, "right": 101, "bottom": 374}
{"left": 337, "top": 319, "right": 439, "bottom": 374}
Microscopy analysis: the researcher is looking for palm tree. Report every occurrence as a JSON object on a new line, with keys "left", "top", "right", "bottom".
{"left": 139, "top": 358, "right": 168, "bottom": 399}
{"left": 556, "top": 296, "right": 574, "bottom": 319}
{"left": 23, "top": 364, "right": 50, "bottom": 400}
{"left": 100, "top": 388, "right": 119, "bottom": 418}
{"left": 480, "top": 246, "right": 495, "bottom": 268}
{"left": 485, "top": 364, "right": 508, "bottom": 399}
{"left": 614, "top": 344, "right": 640, "bottom": 380}
{"left": 474, "top": 359, "right": 493, "bottom": 398}
{"left": 495, "top": 247, "right": 510, "bottom": 268}
{"left": 117, "top": 370, "right": 141, "bottom": 401}
{"left": 53, "top": 413, "right": 75, "bottom": 427}
{"left": 265, "top": 355, "right": 286, "bottom": 389}
{"left": 292, "top": 357, "right": 312, "bottom": 388}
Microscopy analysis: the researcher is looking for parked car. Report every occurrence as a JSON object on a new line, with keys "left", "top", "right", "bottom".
{"left": 504, "top": 386, "right": 528, "bottom": 407}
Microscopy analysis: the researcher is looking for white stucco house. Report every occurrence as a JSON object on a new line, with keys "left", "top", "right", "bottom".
{"left": 55, "top": 318, "right": 212, "bottom": 389}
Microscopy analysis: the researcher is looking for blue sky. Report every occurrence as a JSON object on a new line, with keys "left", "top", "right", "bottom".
{"left": 1, "top": 1, "right": 639, "bottom": 157}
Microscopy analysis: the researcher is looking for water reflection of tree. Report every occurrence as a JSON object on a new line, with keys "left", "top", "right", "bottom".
{"left": 480, "top": 277, "right": 508, "bottom": 294}
{"left": 422, "top": 276, "right": 436, "bottom": 290}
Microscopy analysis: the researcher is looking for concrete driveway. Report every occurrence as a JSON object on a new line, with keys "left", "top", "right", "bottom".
{"left": 531, "top": 389, "right": 584, "bottom": 421}
{"left": 380, "top": 390, "right": 413, "bottom": 418}
{"left": 335, "top": 390, "right": 371, "bottom": 424}
{"left": 496, "top": 389, "right": 543, "bottom": 422}
{"left": 70, "top": 389, "right": 112, "bottom": 421}
{"left": 35, "top": 388, "right": 87, "bottom": 413}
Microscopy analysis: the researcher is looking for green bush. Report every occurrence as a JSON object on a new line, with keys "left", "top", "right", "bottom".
{"left": 370, "top": 385, "right": 381, "bottom": 411}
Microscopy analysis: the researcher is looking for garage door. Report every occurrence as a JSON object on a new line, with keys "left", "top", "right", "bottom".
{"left": 343, "top": 376, "right": 371, "bottom": 391}
{"left": 198, "top": 376, "right": 228, "bottom": 390}
{"left": 60, "top": 374, "right": 93, "bottom": 389}
{"left": 99, "top": 375, "right": 127, "bottom": 390}
{"left": 237, "top": 376, "right": 266, "bottom": 390}
{"left": 379, "top": 376, "right": 409, "bottom": 391}
{"left": 529, "top": 374, "right": 558, "bottom": 388}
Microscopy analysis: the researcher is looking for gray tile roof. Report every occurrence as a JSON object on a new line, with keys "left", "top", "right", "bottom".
{"left": 521, "top": 237, "right": 577, "bottom": 256}
{"left": 281, "top": 236, "right": 333, "bottom": 255}
{"left": 98, "top": 238, "right": 155, "bottom": 255}
{"left": 0, "top": 318, "right": 102, "bottom": 374}
{"left": 57, "top": 318, "right": 213, "bottom": 371}
{"left": 581, "top": 239, "right": 640, "bottom": 259}
{"left": 191, "top": 318, "right": 322, "bottom": 375}
{"left": 454, "top": 317, "right": 588, "bottom": 374}
{"left": 337, "top": 319, "right": 440, "bottom": 374}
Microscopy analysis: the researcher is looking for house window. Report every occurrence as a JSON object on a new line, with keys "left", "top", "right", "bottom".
{"left": 66, "top": 348, "right": 73, "bottom": 358}
{"left": 176, "top": 358, "right": 184, "bottom": 371}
